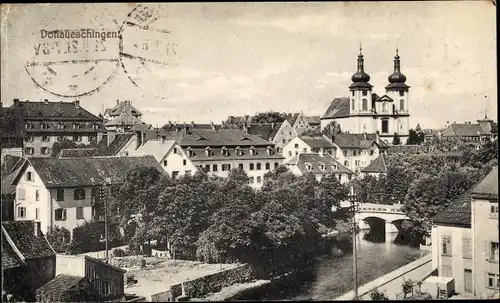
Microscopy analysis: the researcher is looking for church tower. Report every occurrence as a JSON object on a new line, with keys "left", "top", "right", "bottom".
{"left": 349, "top": 46, "right": 374, "bottom": 134}
{"left": 385, "top": 49, "right": 410, "bottom": 141}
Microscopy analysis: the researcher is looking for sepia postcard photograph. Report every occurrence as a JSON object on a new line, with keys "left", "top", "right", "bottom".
{"left": 0, "top": 1, "right": 498, "bottom": 302}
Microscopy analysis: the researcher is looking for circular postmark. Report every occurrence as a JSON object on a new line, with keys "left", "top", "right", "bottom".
{"left": 119, "top": 4, "right": 178, "bottom": 96}
{"left": 24, "top": 8, "right": 121, "bottom": 98}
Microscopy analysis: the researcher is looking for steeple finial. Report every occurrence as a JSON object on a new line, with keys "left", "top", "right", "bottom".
{"left": 359, "top": 42, "right": 363, "bottom": 56}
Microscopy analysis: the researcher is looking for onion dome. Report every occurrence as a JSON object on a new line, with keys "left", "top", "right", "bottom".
{"left": 385, "top": 49, "right": 410, "bottom": 91}
{"left": 349, "top": 46, "right": 372, "bottom": 89}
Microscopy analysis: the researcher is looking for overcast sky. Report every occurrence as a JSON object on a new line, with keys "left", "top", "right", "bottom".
{"left": 1, "top": 2, "right": 497, "bottom": 129}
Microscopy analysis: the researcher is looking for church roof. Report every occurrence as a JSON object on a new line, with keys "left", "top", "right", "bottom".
{"left": 322, "top": 97, "right": 350, "bottom": 119}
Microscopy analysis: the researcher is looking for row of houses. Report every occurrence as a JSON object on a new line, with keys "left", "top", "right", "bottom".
{"left": 2, "top": 220, "right": 126, "bottom": 302}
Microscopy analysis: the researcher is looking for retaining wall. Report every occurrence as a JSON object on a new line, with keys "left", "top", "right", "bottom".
{"left": 170, "top": 264, "right": 253, "bottom": 299}
{"left": 335, "top": 254, "right": 434, "bottom": 300}
{"left": 81, "top": 245, "right": 128, "bottom": 259}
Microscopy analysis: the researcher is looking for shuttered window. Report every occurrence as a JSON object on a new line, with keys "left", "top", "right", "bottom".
{"left": 462, "top": 237, "right": 472, "bottom": 259}
{"left": 442, "top": 236, "right": 452, "bottom": 256}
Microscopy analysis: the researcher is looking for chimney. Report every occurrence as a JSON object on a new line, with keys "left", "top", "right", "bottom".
{"left": 271, "top": 121, "right": 276, "bottom": 130}
{"left": 74, "top": 100, "right": 80, "bottom": 108}
{"left": 319, "top": 149, "right": 324, "bottom": 157}
{"left": 243, "top": 123, "right": 249, "bottom": 134}
{"left": 43, "top": 98, "right": 49, "bottom": 104}
{"left": 116, "top": 99, "right": 119, "bottom": 105}
{"left": 97, "top": 132, "right": 104, "bottom": 144}
{"left": 191, "top": 121, "right": 195, "bottom": 129}
{"left": 375, "top": 132, "right": 380, "bottom": 145}
{"left": 161, "top": 136, "right": 166, "bottom": 143}
{"left": 107, "top": 132, "right": 116, "bottom": 146}
{"left": 331, "top": 135, "right": 335, "bottom": 143}
{"left": 34, "top": 221, "right": 41, "bottom": 237}
{"left": 363, "top": 132, "right": 367, "bottom": 140}
{"left": 210, "top": 121, "right": 215, "bottom": 130}
{"left": 13, "top": 98, "right": 19, "bottom": 106}
{"left": 136, "top": 131, "right": 143, "bottom": 149}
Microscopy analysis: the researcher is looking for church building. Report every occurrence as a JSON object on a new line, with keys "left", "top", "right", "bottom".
{"left": 321, "top": 48, "right": 411, "bottom": 144}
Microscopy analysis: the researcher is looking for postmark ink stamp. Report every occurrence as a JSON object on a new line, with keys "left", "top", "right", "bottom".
{"left": 119, "top": 4, "right": 178, "bottom": 96}
{"left": 24, "top": 10, "right": 121, "bottom": 98}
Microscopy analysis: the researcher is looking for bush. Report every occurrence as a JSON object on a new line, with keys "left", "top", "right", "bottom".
{"left": 113, "top": 248, "right": 126, "bottom": 257}
{"left": 66, "top": 222, "right": 105, "bottom": 255}
{"left": 46, "top": 226, "right": 71, "bottom": 253}
{"left": 370, "top": 288, "right": 389, "bottom": 300}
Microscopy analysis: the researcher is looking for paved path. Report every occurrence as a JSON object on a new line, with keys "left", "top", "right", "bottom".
{"left": 336, "top": 254, "right": 433, "bottom": 300}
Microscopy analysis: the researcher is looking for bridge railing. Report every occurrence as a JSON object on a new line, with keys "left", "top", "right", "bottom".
{"left": 358, "top": 206, "right": 405, "bottom": 214}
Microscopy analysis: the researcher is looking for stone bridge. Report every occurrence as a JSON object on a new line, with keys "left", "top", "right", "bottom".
{"left": 354, "top": 203, "right": 409, "bottom": 235}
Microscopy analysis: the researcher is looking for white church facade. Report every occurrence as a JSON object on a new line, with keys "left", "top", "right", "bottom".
{"left": 321, "top": 48, "right": 411, "bottom": 144}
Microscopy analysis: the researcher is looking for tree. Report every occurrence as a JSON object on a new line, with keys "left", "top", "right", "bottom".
{"left": 322, "top": 121, "right": 342, "bottom": 137}
{"left": 371, "top": 288, "right": 389, "bottom": 300}
{"left": 402, "top": 279, "right": 414, "bottom": 298}
{"left": 50, "top": 139, "right": 93, "bottom": 157}
{"left": 406, "top": 126, "right": 425, "bottom": 145}
{"left": 46, "top": 226, "right": 71, "bottom": 253}
{"left": 66, "top": 221, "right": 105, "bottom": 254}
{"left": 316, "top": 174, "right": 349, "bottom": 224}
{"left": 392, "top": 132, "right": 402, "bottom": 145}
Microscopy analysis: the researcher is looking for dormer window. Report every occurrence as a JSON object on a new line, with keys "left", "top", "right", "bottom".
{"left": 249, "top": 146, "right": 256, "bottom": 156}
{"left": 186, "top": 147, "right": 194, "bottom": 157}
{"left": 25, "top": 122, "right": 33, "bottom": 129}
{"left": 93, "top": 124, "right": 99, "bottom": 130}
{"left": 332, "top": 164, "right": 338, "bottom": 170}
{"left": 41, "top": 122, "right": 49, "bottom": 130}
{"left": 305, "top": 162, "right": 313, "bottom": 171}
{"left": 221, "top": 147, "right": 229, "bottom": 156}
{"left": 58, "top": 122, "right": 65, "bottom": 130}
{"left": 319, "top": 163, "right": 325, "bottom": 170}
{"left": 205, "top": 147, "right": 212, "bottom": 157}
{"left": 266, "top": 146, "right": 274, "bottom": 156}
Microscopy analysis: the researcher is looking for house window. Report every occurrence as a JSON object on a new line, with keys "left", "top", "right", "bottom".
{"left": 56, "top": 188, "right": 64, "bottom": 201}
{"left": 163, "top": 160, "right": 168, "bottom": 166}
{"left": 302, "top": 148, "right": 307, "bottom": 153}
{"left": 18, "top": 188, "right": 25, "bottom": 200}
{"left": 238, "top": 163, "right": 244, "bottom": 170}
{"left": 352, "top": 99, "right": 355, "bottom": 110}
{"left": 249, "top": 177, "right": 254, "bottom": 184}
{"left": 42, "top": 135, "right": 50, "bottom": 142}
{"left": 41, "top": 147, "right": 50, "bottom": 155}
{"left": 265, "top": 163, "right": 270, "bottom": 170}
{"left": 256, "top": 163, "right": 261, "bottom": 170}
{"left": 222, "top": 164, "right": 231, "bottom": 171}
{"left": 274, "top": 162, "right": 279, "bottom": 169}
{"left": 172, "top": 171, "right": 179, "bottom": 179}
{"left": 355, "top": 160, "right": 361, "bottom": 166}
{"left": 491, "top": 204, "right": 499, "bottom": 218}
{"left": 55, "top": 208, "right": 67, "bottom": 221}
{"left": 17, "top": 207, "right": 26, "bottom": 218}
{"left": 35, "top": 208, "right": 39, "bottom": 220}
{"left": 257, "top": 176, "right": 262, "bottom": 183}
{"left": 442, "top": 236, "right": 452, "bottom": 256}
{"left": 490, "top": 242, "right": 499, "bottom": 262}
{"left": 203, "top": 165, "right": 210, "bottom": 172}
{"left": 213, "top": 164, "right": 218, "bottom": 172}
{"left": 343, "top": 150, "right": 347, "bottom": 156}
{"left": 294, "top": 143, "right": 299, "bottom": 148}
{"left": 26, "top": 122, "right": 33, "bottom": 129}
{"left": 25, "top": 147, "right": 34, "bottom": 155}
{"left": 183, "top": 159, "right": 187, "bottom": 166}
{"left": 353, "top": 150, "right": 357, "bottom": 156}
{"left": 487, "top": 273, "right": 499, "bottom": 289}
{"left": 249, "top": 163, "right": 254, "bottom": 170}
{"left": 185, "top": 170, "right": 192, "bottom": 176}
{"left": 35, "top": 190, "right": 40, "bottom": 201}
{"left": 442, "top": 265, "right": 453, "bottom": 278}
{"left": 351, "top": 90, "right": 355, "bottom": 97}
{"left": 73, "top": 136, "right": 82, "bottom": 142}
{"left": 173, "top": 147, "right": 178, "bottom": 154}
{"left": 462, "top": 237, "right": 472, "bottom": 259}
{"left": 381, "top": 120, "right": 389, "bottom": 133}
{"left": 288, "top": 151, "right": 292, "bottom": 157}
{"left": 370, "top": 150, "right": 375, "bottom": 156}
{"left": 103, "top": 281, "right": 111, "bottom": 294}
{"left": 362, "top": 99, "right": 368, "bottom": 110}
{"left": 57, "top": 122, "right": 65, "bottom": 130}
{"left": 382, "top": 102, "right": 387, "bottom": 112}
{"left": 27, "top": 171, "right": 34, "bottom": 181}
{"left": 74, "top": 188, "right": 86, "bottom": 200}
{"left": 344, "top": 161, "right": 349, "bottom": 167}
{"left": 282, "top": 139, "right": 286, "bottom": 144}
{"left": 76, "top": 207, "right": 84, "bottom": 219}
{"left": 400, "top": 99, "right": 404, "bottom": 111}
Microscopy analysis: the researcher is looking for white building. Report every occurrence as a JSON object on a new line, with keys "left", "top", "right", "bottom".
{"left": 281, "top": 135, "right": 336, "bottom": 162}
{"left": 285, "top": 152, "right": 354, "bottom": 183}
{"left": 321, "top": 48, "right": 411, "bottom": 143}
{"left": 9, "top": 156, "right": 164, "bottom": 236}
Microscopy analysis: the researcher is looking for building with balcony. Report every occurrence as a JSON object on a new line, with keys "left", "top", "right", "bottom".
{"left": 166, "top": 126, "right": 284, "bottom": 189}
{"left": 321, "top": 48, "right": 411, "bottom": 143}
{"left": 7, "top": 99, "right": 105, "bottom": 157}
{"left": 8, "top": 156, "right": 164, "bottom": 236}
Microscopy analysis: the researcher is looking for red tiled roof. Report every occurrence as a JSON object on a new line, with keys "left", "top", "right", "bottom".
{"left": 188, "top": 146, "right": 284, "bottom": 162}
{"left": 36, "top": 274, "right": 85, "bottom": 300}
{"left": 104, "top": 100, "right": 142, "bottom": 117}
{"left": 248, "top": 123, "right": 282, "bottom": 141}
{"left": 330, "top": 133, "right": 388, "bottom": 149}
{"left": 12, "top": 101, "right": 101, "bottom": 122}
{"left": 433, "top": 190, "right": 472, "bottom": 227}
{"left": 2, "top": 236, "right": 24, "bottom": 269}
{"left": 168, "top": 129, "right": 274, "bottom": 147}
{"left": 1, "top": 156, "right": 26, "bottom": 195}
{"left": 305, "top": 116, "right": 321, "bottom": 126}
{"left": 2, "top": 221, "right": 55, "bottom": 260}
{"left": 93, "top": 134, "right": 134, "bottom": 156}
{"left": 471, "top": 166, "right": 498, "bottom": 200}
{"left": 58, "top": 148, "right": 96, "bottom": 158}
{"left": 322, "top": 97, "right": 350, "bottom": 119}
{"left": 441, "top": 123, "right": 487, "bottom": 137}
{"left": 299, "top": 136, "right": 334, "bottom": 149}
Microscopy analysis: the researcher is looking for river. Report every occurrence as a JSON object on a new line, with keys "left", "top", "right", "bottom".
{"left": 242, "top": 230, "right": 422, "bottom": 301}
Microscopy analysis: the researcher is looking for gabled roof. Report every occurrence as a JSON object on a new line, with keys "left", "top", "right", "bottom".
{"left": 322, "top": 97, "right": 350, "bottom": 119}
{"left": 17, "top": 156, "right": 163, "bottom": 188}
{"left": 299, "top": 136, "right": 334, "bottom": 149}
{"left": 2, "top": 236, "right": 24, "bottom": 270}
{"left": 105, "top": 112, "right": 145, "bottom": 127}
{"left": 187, "top": 146, "right": 284, "bottom": 161}
{"left": 129, "top": 140, "right": 177, "bottom": 162}
{"left": 58, "top": 148, "right": 96, "bottom": 158}
{"left": 441, "top": 123, "right": 487, "bottom": 137}
{"left": 247, "top": 123, "right": 282, "bottom": 141}
{"left": 286, "top": 153, "right": 354, "bottom": 175}
{"left": 168, "top": 129, "right": 273, "bottom": 147}
{"left": 36, "top": 274, "right": 85, "bottom": 300}
{"left": 471, "top": 166, "right": 498, "bottom": 200}
{"left": 286, "top": 113, "right": 300, "bottom": 126}
{"left": 375, "top": 94, "right": 393, "bottom": 102}
{"left": 330, "top": 133, "right": 388, "bottom": 149}
{"left": 361, "top": 154, "right": 387, "bottom": 173}
{"left": 2, "top": 221, "right": 55, "bottom": 260}
{"left": 11, "top": 100, "right": 101, "bottom": 121}
{"left": 104, "top": 100, "right": 142, "bottom": 117}
{"left": 305, "top": 116, "right": 321, "bottom": 126}
{"left": 93, "top": 134, "right": 134, "bottom": 156}
{"left": 433, "top": 190, "right": 472, "bottom": 227}
{"left": 1, "top": 156, "right": 27, "bottom": 195}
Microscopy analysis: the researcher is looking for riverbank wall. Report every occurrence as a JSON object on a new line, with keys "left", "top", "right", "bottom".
{"left": 335, "top": 253, "right": 434, "bottom": 300}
